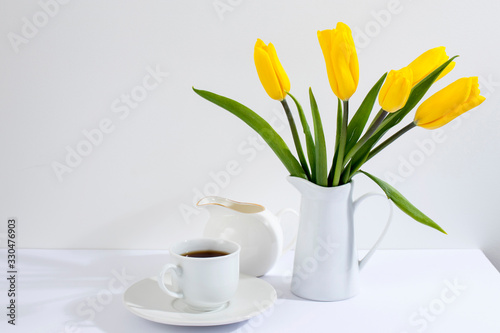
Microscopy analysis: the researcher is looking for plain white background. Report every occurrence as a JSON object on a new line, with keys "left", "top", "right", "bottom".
{"left": 1, "top": 0, "right": 499, "bottom": 269}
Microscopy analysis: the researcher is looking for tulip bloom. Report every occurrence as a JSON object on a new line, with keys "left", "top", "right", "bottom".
{"left": 407, "top": 46, "right": 455, "bottom": 86}
{"left": 318, "top": 22, "right": 359, "bottom": 101}
{"left": 378, "top": 67, "right": 413, "bottom": 112}
{"left": 254, "top": 39, "right": 290, "bottom": 101}
{"left": 414, "top": 77, "right": 485, "bottom": 129}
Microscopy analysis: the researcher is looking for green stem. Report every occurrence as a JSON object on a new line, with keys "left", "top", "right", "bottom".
{"left": 343, "top": 109, "right": 387, "bottom": 168}
{"left": 281, "top": 99, "right": 311, "bottom": 180}
{"left": 366, "top": 122, "right": 417, "bottom": 162}
{"left": 332, "top": 100, "right": 349, "bottom": 186}
{"left": 327, "top": 98, "right": 343, "bottom": 186}
{"left": 367, "top": 108, "right": 388, "bottom": 130}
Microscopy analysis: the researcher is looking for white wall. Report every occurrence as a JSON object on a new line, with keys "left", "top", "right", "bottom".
{"left": 1, "top": 0, "right": 500, "bottom": 269}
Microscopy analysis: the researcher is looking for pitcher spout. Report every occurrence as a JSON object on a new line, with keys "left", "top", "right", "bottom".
{"left": 287, "top": 176, "right": 352, "bottom": 200}
{"left": 287, "top": 176, "right": 319, "bottom": 194}
{"left": 196, "top": 196, "right": 265, "bottom": 214}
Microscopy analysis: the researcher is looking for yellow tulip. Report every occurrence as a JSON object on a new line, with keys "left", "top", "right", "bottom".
{"left": 254, "top": 39, "right": 290, "bottom": 101}
{"left": 414, "top": 77, "right": 485, "bottom": 129}
{"left": 378, "top": 67, "right": 413, "bottom": 113}
{"left": 407, "top": 46, "right": 455, "bottom": 86}
{"left": 317, "top": 22, "right": 359, "bottom": 101}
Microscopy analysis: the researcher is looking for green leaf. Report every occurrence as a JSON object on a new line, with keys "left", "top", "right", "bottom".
{"left": 309, "top": 88, "right": 328, "bottom": 186}
{"left": 288, "top": 92, "right": 316, "bottom": 183}
{"left": 193, "top": 88, "right": 307, "bottom": 179}
{"left": 345, "top": 72, "right": 387, "bottom": 154}
{"left": 349, "top": 57, "right": 458, "bottom": 174}
{"left": 340, "top": 162, "right": 351, "bottom": 184}
{"left": 359, "top": 170, "right": 446, "bottom": 234}
{"left": 281, "top": 100, "right": 311, "bottom": 181}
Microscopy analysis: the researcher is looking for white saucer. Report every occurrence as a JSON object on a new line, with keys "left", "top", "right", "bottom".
{"left": 123, "top": 274, "right": 277, "bottom": 326}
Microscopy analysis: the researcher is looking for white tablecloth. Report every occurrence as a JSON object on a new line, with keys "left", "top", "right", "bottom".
{"left": 1, "top": 249, "right": 500, "bottom": 333}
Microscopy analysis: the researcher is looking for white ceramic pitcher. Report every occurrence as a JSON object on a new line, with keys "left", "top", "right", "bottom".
{"left": 288, "top": 176, "right": 393, "bottom": 301}
{"left": 197, "top": 196, "right": 297, "bottom": 277}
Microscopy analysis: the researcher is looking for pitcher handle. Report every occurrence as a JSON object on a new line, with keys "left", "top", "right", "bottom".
{"left": 353, "top": 192, "right": 393, "bottom": 270}
{"left": 276, "top": 208, "right": 299, "bottom": 254}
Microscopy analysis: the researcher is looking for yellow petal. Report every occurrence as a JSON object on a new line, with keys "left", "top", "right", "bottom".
{"left": 255, "top": 38, "right": 266, "bottom": 49}
{"left": 350, "top": 48, "right": 359, "bottom": 88}
{"left": 267, "top": 43, "right": 290, "bottom": 94}
{"left": 318, "top": 29, "right": 338, "bottom": 96}
{"left": 332, "top": 32, "right": 355, "bottom": 99}
{"left": 383, "top": 77, "right": 412, "bottom": 112}
{"left": 337, "top": 23, "right": 359, "bottom": 89}
{"left": 254, "top": 39, "right": 289, "bottom": 100}
{"left": 379, "top": 67, "right": 413, "bottom": 112}
{"left": 408, "top": 46, "right": 452, "bottom": 85}
{"left": 254, "top": 43, "right": 284, "bottom": 100}
{"left": 415, "top": 77, "right": 471, "bottom": 127}
{"left": 317, "top": 22, "right": 358, "bottom": 101}
{"left": 462, "top": 78, "right": 486, "bottom": 111}
{"left": 415, "top": 77, "right": 486, "bottom": 129}
{"left": 378, "top": 70, "right": 396, "bottom": 107}
{"left": 436, "top": 61, "right": 455, "bottom": 82}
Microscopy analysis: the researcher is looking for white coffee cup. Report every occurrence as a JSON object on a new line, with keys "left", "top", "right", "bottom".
{"left": 158, "top": 238, "right": 240, "bottom": 311}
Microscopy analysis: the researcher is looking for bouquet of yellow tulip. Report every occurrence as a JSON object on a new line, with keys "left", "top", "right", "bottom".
{"left": 194, "top": 22, "right": 485, "bottom": 234}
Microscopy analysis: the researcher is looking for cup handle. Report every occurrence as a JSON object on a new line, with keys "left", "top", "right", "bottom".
{"left": 158, "top": 263, "right": 184, "bottom": 298}
{"left": 353, "top": 192, "right": 393, "bottom": 270}
{"left": 276, "top": 208, "right": 299, "bottom": 254}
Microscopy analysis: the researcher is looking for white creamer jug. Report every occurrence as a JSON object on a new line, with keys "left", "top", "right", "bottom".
{"left": 197, "top": 196, "right": 297, "bottom": 277}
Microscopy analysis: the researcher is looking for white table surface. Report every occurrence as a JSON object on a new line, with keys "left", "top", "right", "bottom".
{"left": 1, "top": 249, "right": 500, "bottom": 333}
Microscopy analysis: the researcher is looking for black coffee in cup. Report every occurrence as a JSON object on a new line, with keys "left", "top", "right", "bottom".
{"left": 181, "top": 250, "right": 229, "bottom": 258}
